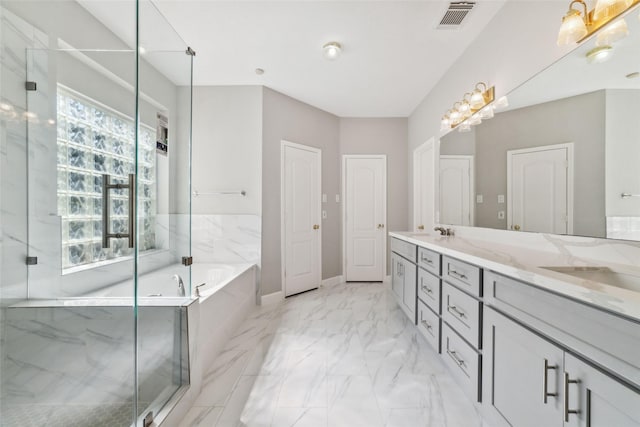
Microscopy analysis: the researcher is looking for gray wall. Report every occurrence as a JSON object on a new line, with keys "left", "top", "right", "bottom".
{"left": 188, "top": 86, "right": 263, "bottom": 215}
{"left": 339, "top": 118, "right": 409, "bottom": 271}
{"left": 466, "top": 91, "right": 606, "bottom": 236}
{"left": 261, "top": 87, "right": 341, "bottom": 295}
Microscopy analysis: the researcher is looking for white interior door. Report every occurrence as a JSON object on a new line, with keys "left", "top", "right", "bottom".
{"left": 344, "top": 155, "right": 386, "bottom": 282}
{"left": 507, "top": 143, "right": 573, "bottom": 234}
{"left": 439, "top": 155, "right": 473, "bottom": 226}
{"left": 413, "top": 139, "right": 436, "bottom": 232}
{"left": 282, "top": 142, "right": 321, "bottom": 297}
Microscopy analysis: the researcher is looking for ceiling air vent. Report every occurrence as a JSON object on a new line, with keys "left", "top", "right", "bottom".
{"left": 437, "top": 2, "right": 476, "bottom": 28}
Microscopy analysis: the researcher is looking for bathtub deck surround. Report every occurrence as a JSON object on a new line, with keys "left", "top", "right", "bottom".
{"left": 177, "top": 281, "right": 491, "bottom": 427}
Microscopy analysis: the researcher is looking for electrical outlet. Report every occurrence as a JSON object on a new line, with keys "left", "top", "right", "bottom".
{"left": 498, "top": 211, "right": 505, "bottom": 219}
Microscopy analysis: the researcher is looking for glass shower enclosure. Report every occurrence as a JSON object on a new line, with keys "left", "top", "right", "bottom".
{"left": 0, "top": 0, "right": 193, "bottom": 425}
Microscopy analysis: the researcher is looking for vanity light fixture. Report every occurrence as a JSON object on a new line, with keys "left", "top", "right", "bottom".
{"left": 442, "top": 82, "right": 495, "bottom": 132}
{"left": 323, "top": 41, "right": 342, "bottom": 60}
{"left": 557, "top": 0, "right": 639, "bottom": 45}
{"left": 596, "top": 18, "right": 629, "bottom": 44}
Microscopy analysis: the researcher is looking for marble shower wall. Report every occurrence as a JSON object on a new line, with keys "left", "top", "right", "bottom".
{"left": 191, "top": 215, "right": 261, "bottom": 267}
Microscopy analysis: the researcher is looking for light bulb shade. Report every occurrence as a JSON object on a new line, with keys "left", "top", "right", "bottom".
{"left": 596, "top": 18, "right": 629, "bottom": 45}
{"left": 458, "top": 101, "right": 470, "bottom": 114}
{"left": 557, "top": 9, "right": 588, "bottom": 45}
{"left": 495, "top": 96, "right": 509, "bottom": 109}
{"left": 593, "top": 0, "right": 632, "bottom": 21}
{"left": 469, "top": 89, "right": 485, "bottom": 109}
{"left": 468, "top": 114, "right": 482, "bottom": 126}
{"left": 449, "top": 109, "right": 461, "bottom": 122}
{"left": 479, "top": 105, "right": 495, "bottom": 119}
{"left": 458, "top": 121, "right": 471, "bottom": 133}
{"left": 440, "top": 116, "right": 450, "bottom": 131}
{"left": 586, "top": 45, "right": 613, "bottom": 63}
{"left": 323, "top": 42, "right": 342, "bottom": 60}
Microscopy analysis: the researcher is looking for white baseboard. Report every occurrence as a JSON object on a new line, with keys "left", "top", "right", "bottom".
{"left": 321, "top": 275, "right": 344, "bottom": 287}
{"left": 260, "top": 290, "right": 284, "bottom": 305}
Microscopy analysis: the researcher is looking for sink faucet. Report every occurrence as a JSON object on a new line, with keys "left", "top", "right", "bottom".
{"left": 173, "top": 274, "right": 185, "bottom": 297}
{"left": 434, "top": 226, "right": 454, "bottom": 236}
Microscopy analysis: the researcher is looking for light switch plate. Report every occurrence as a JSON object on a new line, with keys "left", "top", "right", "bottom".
{"left": 498, "top": 194, "right": 505, "bottom": 204}
{"left": 498, "top": 211, "right": 505, "bottom": 219}
{"left": 336, "top": 194, "right": 340, "bottom": 203}
{"left": 322, "top": 194, "right": 327, "bottom": 203}
{"left": 476, "top": 194, "right": 483, "bottom": 204}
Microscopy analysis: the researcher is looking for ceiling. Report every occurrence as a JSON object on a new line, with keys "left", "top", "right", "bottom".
{"left": 80, "top": 0, "right": 507, "bottom": 117}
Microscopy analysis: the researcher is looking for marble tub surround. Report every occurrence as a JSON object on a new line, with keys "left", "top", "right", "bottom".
{"left": 390, "top": 231, "right": 640, "bottom": 322}
{"left": 191, "top": 215, "right": 261, "bottom": 265}
{"left": 178, "top": 281, "right": 491, "bottom": 427}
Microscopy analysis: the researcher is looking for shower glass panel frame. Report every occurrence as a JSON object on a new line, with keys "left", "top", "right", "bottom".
{"left": 0, "top": 1, "right": 194, "bottom": 426}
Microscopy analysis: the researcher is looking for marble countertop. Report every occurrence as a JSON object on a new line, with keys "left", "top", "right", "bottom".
{"left": 390, "top": 231, "right": 640, "bottom": 323}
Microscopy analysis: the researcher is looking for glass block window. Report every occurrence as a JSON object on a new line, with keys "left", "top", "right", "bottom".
{"left": 57, "top": 86, "right": 157, "bottom": 269}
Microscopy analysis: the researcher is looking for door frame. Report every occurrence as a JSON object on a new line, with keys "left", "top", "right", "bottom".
{"left": 413, "top": 138, "right": 436, "bottom": 231}
{"left": 280, "top": 140, "right": 322, "bottom": 296}
{"left": 341, "top": 154, "right": 387, "bottom": 281}
{"left": 439, "top": 154, "right": 475, "bottom": 226}
{"left": 506, "top": 142, "right": 574, "bottom": 234}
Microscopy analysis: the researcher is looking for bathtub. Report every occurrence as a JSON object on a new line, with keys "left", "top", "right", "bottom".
{"left": 74, "top": 262, "right": 254, "bottom": 302}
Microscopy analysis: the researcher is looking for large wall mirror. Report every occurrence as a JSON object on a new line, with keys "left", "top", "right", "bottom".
{"left": 439, "top": 5, "right": 640, "bottom": 241}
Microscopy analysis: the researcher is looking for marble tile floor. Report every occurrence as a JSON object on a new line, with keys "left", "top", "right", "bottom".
{"left": 179, "top": 281, "right": 492, "bottom": 427}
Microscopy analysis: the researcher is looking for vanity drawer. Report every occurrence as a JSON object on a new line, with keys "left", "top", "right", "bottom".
{"left": 417, "top": 247, "right": 440, "bottom": 275}
{"left": 442, "top": 282, "right": 482, "bottom": 349}
{"left": 418, "top": 268, "right": 440, "bottom": 313}
{"left": 443, "top": 256, "right": 481, "bottom": 297}
{"left": 442, "top": 322, "right": 481, "bottom": 402}
{"left": 417, "top": 300, "right": 440, "bottom": 353}
{"left": 391, "top": 237, "right": 416, "bottom": 262}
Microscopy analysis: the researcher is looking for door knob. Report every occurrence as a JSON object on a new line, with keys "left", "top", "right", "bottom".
{"left": 313, "top": 224, "right": 320, "bottom": 230}
{"left": 513, "top": 224, "right": 521, "bottom": 231}
{"left": 417, "top": 225, "right": 424, "bottom": 230}
{"left": 377, "top": 224, "right": 385, "bottom": 229}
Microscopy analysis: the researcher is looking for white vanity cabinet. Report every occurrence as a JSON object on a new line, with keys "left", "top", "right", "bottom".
{"left": 390, "top": 238, "right": 417, "bottom": 323}
{"left": 483, "top": 272, "right": 640, "bottom": 427}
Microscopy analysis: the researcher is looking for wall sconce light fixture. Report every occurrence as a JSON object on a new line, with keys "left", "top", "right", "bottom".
{"left": 441, "top": 82, "right": 499, "bottom": 132}
{"left": 557, "top": 0, "right": 638, "bottom": 45}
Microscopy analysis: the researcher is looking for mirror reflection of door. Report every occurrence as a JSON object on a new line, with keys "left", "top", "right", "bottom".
{"left": 413, "top": 139, "right": 435, "bottom": 232}
{"left": 439, "top": 155, "right": 474, "bottom": 226}
{"left": 507, "top": 143, "right": 574, "bottom": 234}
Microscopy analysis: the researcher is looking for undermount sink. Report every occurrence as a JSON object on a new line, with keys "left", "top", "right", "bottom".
{"left": 540, "top": 266, "right": 640, "bottom": 293}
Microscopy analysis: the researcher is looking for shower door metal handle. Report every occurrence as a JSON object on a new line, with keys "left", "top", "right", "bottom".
{"left": 102, "top": 173, "right": 136, "bottom": 248}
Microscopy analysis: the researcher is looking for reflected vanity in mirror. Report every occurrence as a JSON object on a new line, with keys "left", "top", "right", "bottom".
{"left": 439, "top": 4, "right": 640, "bottom": 241}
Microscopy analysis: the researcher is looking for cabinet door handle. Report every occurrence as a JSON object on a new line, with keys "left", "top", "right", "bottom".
{"left": 421, "top": 284, "right": 433, "bottom": 294}
{"left": 449, "top": 269, "right": 468, "bottom": 281}
{"left": 446, "top": 349, "right": 466, "bottom": 368}
{"left": 447, "top": 304, "right": 466, "bottom": 319}
{"left": 421, "top": 255, "right": 434, "bottom": 265}
{"left": 543, "top": 359, "right": 558, "bottom": 403}
{"left": 421, "top": 320, "right": 433, "bottom": 331}
{"left": 564, "top": 372, "right": 581, "bottom": 422}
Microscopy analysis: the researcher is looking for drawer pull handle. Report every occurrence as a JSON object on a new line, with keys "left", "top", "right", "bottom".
{"left": 543, "top": 359, "right": 558, "bottom": 404}
{"left": 449, "top": 269, "right": 468, "bottom": 280}
{"left": 446, "top": 349, "right": 466, "bottom": 368}
{"left": 447, "top": 304, "right": 466, "bottom": 319}
{"left": 421, "top": 285, "right": 433, "bottom": 294}
{"left": 564, "top": 372, "right": 581, "bottom": 422}
{"left": 421, "top": 256, "right": 434, "bottom": 265}
{"left": 421, "top": 320, "right": 433, "bottom": 331}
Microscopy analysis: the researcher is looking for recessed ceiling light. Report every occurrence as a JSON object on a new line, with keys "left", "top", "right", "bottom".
{"left": 323, "top": 42, "right": 342, "bottom": 60}
{"left": 626, "top": 71, "right": 640, "bottom": 79}
{"left": 585, "top": 45, "right": 613, "bottom": 64}
{"left": 255, "top": 68, "right": 264, "bottom": 75}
